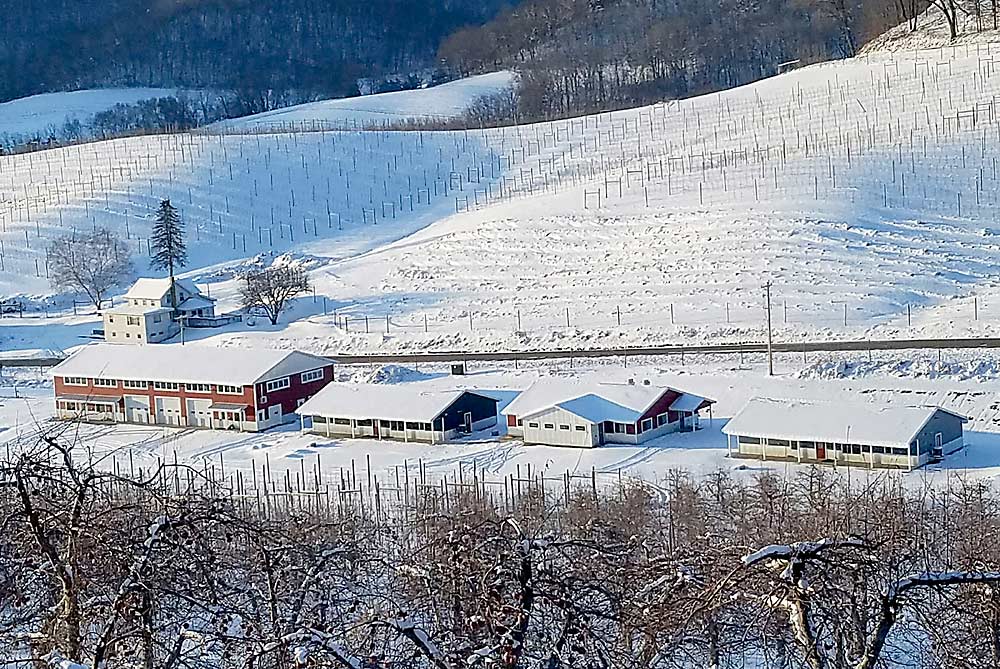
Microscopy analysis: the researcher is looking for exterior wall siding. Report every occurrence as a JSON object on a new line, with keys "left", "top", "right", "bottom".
{"left": 522, "top": 407, "right": 599, "bottom": 448}
{"left": 54, "top": 362, "right": 335, "bottom": 432}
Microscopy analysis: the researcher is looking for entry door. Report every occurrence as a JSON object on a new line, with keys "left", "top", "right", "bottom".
{"left": 463, "top": 412, "right": 473, "bottom": 433}
{"left": 267, "top": 404, "right": 282, "bottom": 424}
{"left": 816, "top": 443, "right": 827, "bottom": 460}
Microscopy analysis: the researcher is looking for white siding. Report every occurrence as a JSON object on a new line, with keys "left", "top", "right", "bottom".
{"left": 521, "top": 407, "right": 599, "bottom": 448}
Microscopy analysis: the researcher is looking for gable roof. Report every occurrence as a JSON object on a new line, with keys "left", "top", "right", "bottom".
{"left": 297, "top": 383, "right": 498, "bottom": 423}
{"left": 125, "top": 278, "right": 205, "bottom": 301}
{"left": 507, "top": 377, "right": 714, "bottom": 424}
{"left": 51, "top": 344, "right": 331, "bottom": 386}
{"left": 722, "top": 397, "right": 967, "bottom": 448}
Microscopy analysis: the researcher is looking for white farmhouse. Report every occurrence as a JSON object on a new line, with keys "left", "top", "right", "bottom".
{"left": 103, "top": 278, "right": 216, "bottom": 344}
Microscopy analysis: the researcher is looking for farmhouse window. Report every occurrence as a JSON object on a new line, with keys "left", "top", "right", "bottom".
{"left": 559, "top": 424, "right": 570, "bottom": 430}
{"left": 334, "top": 418, "right": 351, "bottom": 425}
{"left": 543, "top": 423, "right": 555, "bottom": 430}
{"left": 737, "top": 436, "right": 760, "bottom": 445}
{"left": 93, "top": 378, "right": 117, "bottom": 387}
{"left": 123, "top": 380, "right": 147, "bottom": 389}
{"left": 300, "top": 369, "right": 325, "bottom": 384}
{"left": 575, "top": 426, "right": 586, "bottom": 432}
{"left": 218, "top": 385, "right": 243, "bottom": 394}
{"left": 265, "top": 377, "right": 290, "bottom": 392}
{"left": 641, "top": 418, "right": 653, "bottom": 432}
{"left": 528, "top": 422, "right": 539, "bottom": 428}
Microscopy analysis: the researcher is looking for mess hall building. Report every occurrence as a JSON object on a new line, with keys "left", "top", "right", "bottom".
{"left": 297, "top": 382, "right": 500, "bottom": 443}
{"left": 722, "top": 397, "right": 968, "bottom": 470}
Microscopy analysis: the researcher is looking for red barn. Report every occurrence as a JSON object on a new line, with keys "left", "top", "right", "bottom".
{"left": 51, "top": 344, "right": 334, "bottom": 431}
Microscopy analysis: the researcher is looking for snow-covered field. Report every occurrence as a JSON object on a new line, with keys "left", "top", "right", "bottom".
{"left": 0, "top": 88, "right": 180, "bottom": 145}
{"left": 213, "top": 71, "right": 515, "bottom": 131}
{"left": 8, "top": 43, "right": 1000, "bottom": 355}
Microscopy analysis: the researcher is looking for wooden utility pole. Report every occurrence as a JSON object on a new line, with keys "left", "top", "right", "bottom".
{"left": 764, "top": 281, "right": 774, "bottom": 376}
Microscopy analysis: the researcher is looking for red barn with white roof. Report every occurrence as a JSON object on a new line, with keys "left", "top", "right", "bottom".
{"left": 51, "top": 344, "right": 334, "bottom": 431}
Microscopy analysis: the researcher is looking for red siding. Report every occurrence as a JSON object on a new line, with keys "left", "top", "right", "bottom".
{"left": 55, "top": 362, "right": 334, "bottom": 424}
{"left": 55, "top": 376, "right": 255, "bottom": 420}
{"left": 255, "top": 364, "right": 334, "bottom": 418}
{"left": 507, "top": 415, "right": 518, "bottom": 427}
{"left": 636, "top": 389, "right": 681, "bottom": 432}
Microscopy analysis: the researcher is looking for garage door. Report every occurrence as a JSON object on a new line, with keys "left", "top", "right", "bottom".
{"left": 186, "top": 398, "right": 213, "bottom": 427}
{"left": 154, "top": 396, "right": 183, "bottom": 426}
{"left": 124, "top": 395, "right": 151, "bottom": 424}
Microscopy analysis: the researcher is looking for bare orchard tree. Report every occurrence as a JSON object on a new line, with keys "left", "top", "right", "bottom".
{"left": 240, "top": 264, "right": 310, "bottom": 325}
{"left": 47, "top": 228, "right": 133, "bottom": 309}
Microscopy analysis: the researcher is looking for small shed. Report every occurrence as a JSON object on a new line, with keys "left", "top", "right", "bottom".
{"left": 297, "top": 383, "right": 499, "bottom": 443}
{"left": 723, "top": 397, "right": 967, "bottom": 470}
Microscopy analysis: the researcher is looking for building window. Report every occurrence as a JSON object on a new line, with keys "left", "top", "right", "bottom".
{"left": 265, "top": 377, "right": 290, "bottom": 392}
{"left": 186, "top": 383, "right": 211, "bottom": 393}
{"left": 300, "top": 369, "right": 324, "bottom": 384}
{"left": 123, "top": 380, "right": 148, "bottom": 389}
{"left": 334, "top": 418, "right": 351, "bottom": 425}
{"left": 575, "top": 425, "right": 586, "bottom": 432}
{"left": 218, "top": 385, "right": 243, "bottom": 394}
{"left": 93, "top": 378, "right": 118, "bottom": 388}
{"left": 543, "top": 423, "right": 554, "bottom": 430}
{"left": 356, "top": 419, "right": 373, "bottom": 427}
{"left": 737, "top": 436, "right": 761, "bottom": 445}
{"left": 657, "top": 413, "right": 668, "bottom": 426}
{"left": 528, "top": 422, "right": 539, "bottom": 428}
{"left": 127, "top": 316, "right": 140, "bottom": 326}
{"left": 153, "top": 381, "right": 179, "bottom": 390}
{"left": 63, "top": 377, "right": 88, "bottom": 386}
{"left": 641, "top": 418, "right": 653, "bottom": 432}
{"left": 153, "top": 314, "right": 162, "bottom": 323}
{"left": 108, "top": 316, "right": 114, "bottom": 323}
{"left": 766, "top": 438, "right": 791, "bottom": 447}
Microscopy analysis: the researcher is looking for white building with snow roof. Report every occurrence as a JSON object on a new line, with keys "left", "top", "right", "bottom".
{"left": 103, "top": 277, "right": 217, "bottom": 344}
{"left": 722, "top": 397, "right": 968, "bottom": 470}
{"left": 297, "top": 383, "right": 500, "bottom": 443}
{"left": 503, "top": 377, "right": 714, "bottom": 448}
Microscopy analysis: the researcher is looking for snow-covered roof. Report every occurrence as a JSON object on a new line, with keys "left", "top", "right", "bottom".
{"left": 107, "top": 303, "right": 172, "bottom": 316}
{"left": 51, "top": 344, "right": 331, "bottom": 386}
{"left": 722, "top": 398, "right": 967, "bottom": 448}
{"left": 176, "top": 295, "right": 216, "bottom": 312}
{"left": 670, "top": 393, "right": 711, "bottom": 413}
{"left": 556, "top": 394, "right": 641, "bottom": 423}
{"left": 298, "top": 383, "right": 497, "bottom": 423}
{"left": 507, "top": 377, "right": 714, "bottom": 424}
{"left": 125, "top": 277, "right": 204, "bottom": 301}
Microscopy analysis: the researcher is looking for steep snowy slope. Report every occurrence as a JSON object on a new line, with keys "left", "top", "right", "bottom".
{"left": 4, "top": 49, "right": 1000, "bottom": 354}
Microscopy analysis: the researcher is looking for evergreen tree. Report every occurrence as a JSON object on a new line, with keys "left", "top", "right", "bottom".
{"left": 150, "top": 199, "right": 187, "bottom": 311}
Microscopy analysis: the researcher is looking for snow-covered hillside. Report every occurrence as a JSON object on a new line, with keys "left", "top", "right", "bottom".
{"left": 5, "top": 49, "right": 1000, "bottom": 354}
{"left": 0, "top": 88, "right": 179, "bottom": 145}
{"left": 214, "top": 72, "right": 516, "bottom": 132}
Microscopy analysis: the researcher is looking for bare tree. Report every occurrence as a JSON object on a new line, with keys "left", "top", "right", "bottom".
{"left": 240, "top": 264, "right": 310, "bottom": 325}
{"left": 47, "top": 228, "right": 133, "bottom": 309}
